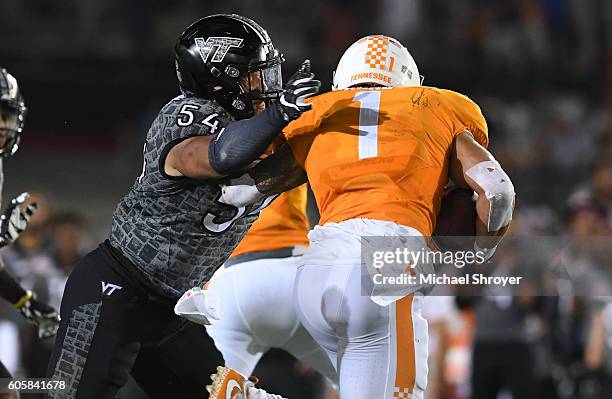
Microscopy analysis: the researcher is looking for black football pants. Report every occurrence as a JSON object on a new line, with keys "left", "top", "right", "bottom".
{"left": 46, "top": 246, "right": 223, "bottom": 399}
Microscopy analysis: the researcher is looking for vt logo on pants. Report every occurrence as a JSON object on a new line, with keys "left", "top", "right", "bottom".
{"left": 101, "top": 281, "right": 123, "bottom": 296}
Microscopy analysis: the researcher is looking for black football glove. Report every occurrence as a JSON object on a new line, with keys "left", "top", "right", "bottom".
{"left": 16, "top": 292, "right": 60, "bottom": 338}
{"left": 0, "top": 192, "right": 37, "bottom": 248}
{"left": 278, "top": 60, "right": 321, "bottom": 121}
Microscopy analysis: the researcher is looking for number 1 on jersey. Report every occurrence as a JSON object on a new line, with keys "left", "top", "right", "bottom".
{"left": 353, "top": 91, "right": 381, "bottom": 159}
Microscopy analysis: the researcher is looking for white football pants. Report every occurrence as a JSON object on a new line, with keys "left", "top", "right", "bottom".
{"left": 205, "top": 256, "right": 338, "bottom": 386}
{"left": 294, "top": 218, "right": 429, "bottom": 399}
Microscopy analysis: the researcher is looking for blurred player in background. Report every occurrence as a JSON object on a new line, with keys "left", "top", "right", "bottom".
{"left": 45, "top": 14, "right": 319, "bottom": 399}
{"left": 189, "top": 185, "right": 338, "bottom": 399}
{"left": 228, "top": 34, "right": 516, "bottom": 398}
{"left": 0, "top": 67, "right": 60, "bottom": 399}
{"left": 420, "top": 296, "right": 455, "bottom": 399}
{"left": 584, "top": 299, "right": 612, "bottom": 398}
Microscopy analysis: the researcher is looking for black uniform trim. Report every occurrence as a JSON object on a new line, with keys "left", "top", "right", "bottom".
{"left": 224, "top": 246, "right": 298, "bottom": 267}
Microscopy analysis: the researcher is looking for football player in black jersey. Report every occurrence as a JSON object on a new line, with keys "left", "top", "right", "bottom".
{"left": 46, "top": 14, "right": 320, "bottom": 399}
{"left": 0, "top": 68, "right": 60, "bottom": 399}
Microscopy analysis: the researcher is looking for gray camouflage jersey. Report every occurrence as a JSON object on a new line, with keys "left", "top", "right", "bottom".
{"left": 110, "top": 95, "right": 270, "bottom": 299}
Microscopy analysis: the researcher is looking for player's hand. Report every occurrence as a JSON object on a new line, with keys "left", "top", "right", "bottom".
{"left": 16, "top": 292, "right": 60, "bottom": 338}
{"left": 278, "top": 60, "right": 321, "bottom": 121}
{"left": 219, "top": 172, "right": 267, "bottom": 207}
{"left": 174, "top": 286, "right": 220, "bottom": 325}
{"left": 0, "top": 192, "right": 37, "bottom": 247}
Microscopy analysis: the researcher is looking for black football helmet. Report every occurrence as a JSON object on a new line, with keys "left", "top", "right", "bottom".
{"left": 175, "top": 14, "right": 284, "bottom": 120}
{"left": 0, "top": 68, "right": 26, "bottom": 157}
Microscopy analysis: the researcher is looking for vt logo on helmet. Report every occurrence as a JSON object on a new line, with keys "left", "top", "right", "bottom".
{"left": 175, "top": 14, "right": 285, "bottom": 120}
{"left": 0, "top": 68, "right": 26, "bottom": 157}
{"left": 195, "top": 37, "right": 244, "bottom": 63}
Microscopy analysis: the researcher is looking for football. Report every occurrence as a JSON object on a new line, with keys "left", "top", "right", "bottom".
{"left": 433, "top": 187, "right": 477, "bottom": 251}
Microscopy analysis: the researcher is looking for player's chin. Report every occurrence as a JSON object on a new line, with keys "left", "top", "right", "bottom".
{"left": 252, "top": 101, "right": 266, "bottom": 113}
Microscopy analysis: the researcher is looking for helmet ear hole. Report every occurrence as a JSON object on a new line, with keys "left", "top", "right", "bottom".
{"left": 225, "top": 66, "right": 240, "bottom": 78}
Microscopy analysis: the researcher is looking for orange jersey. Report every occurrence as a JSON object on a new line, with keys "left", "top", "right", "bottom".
{"left": 231, "top": 184, "right": 310, "bottom": 257}
{"left": 283, "top": 86, "right": 488, "bottom": 236}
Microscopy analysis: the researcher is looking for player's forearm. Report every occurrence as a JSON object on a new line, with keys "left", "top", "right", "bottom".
{"left": 451, "top": 131, "right": 515, "bottom": 249}
{"left": 0, "top": 262, "right": 28, "bottom": 305}
{"left": 251, "top": 165, "right": 307, "bottom": 195}
{"left": 248, "top": 142, "right": 307, "bottom": 195}
{"left": 474, "top": 195, "right": 510, "bottom": 248}
{"left": 169, "top": 104, "right": 289, "bottom": 179}
{"left": 208, "top": 104, "right": 288, "bottom": 176}
{"left": 469, "top": 163, "right": 514, "bottom": 249}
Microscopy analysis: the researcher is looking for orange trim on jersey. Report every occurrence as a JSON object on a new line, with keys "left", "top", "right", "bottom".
{"left": 395, "top": 295, "right": 416, "bottom": 396}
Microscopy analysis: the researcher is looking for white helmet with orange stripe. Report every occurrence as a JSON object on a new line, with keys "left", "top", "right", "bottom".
{"left": 332, "top": 35, "right": 421, "bottom": 90}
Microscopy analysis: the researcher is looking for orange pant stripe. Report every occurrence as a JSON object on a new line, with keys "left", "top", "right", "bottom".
{"left": 394, "top": 295, "right": 416, "bottom": 394}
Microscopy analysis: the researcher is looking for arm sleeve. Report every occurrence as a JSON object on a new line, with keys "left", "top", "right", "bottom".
{"left": 208, "top": 104, "right": 288, "bottom": 175}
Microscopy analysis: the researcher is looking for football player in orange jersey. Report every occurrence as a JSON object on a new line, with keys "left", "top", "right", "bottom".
{"left": 224, "top": 34, "right": 516, "bottom": 399}
{"left": 177, "top": 185, "right": 338, "bottom": 399}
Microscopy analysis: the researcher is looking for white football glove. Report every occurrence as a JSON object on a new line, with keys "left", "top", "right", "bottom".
{"left": 174, "top": 286, "right": 220, "bottom": 325}
{"left": 0, "top": 192, "right": 37, "bottom": 247}
{"left": 219, "top": 173, "right": 266, "bottom": 208}
{"left": 16, "top": 291, "right": 61, "bottom": 339}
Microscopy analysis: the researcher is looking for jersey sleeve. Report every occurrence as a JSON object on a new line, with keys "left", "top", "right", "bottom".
{"left": 440, "top": 90, "right": 489, "bottom": 148}
{"left": 138, "top": 96, "right": 234, "bottom": 191}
